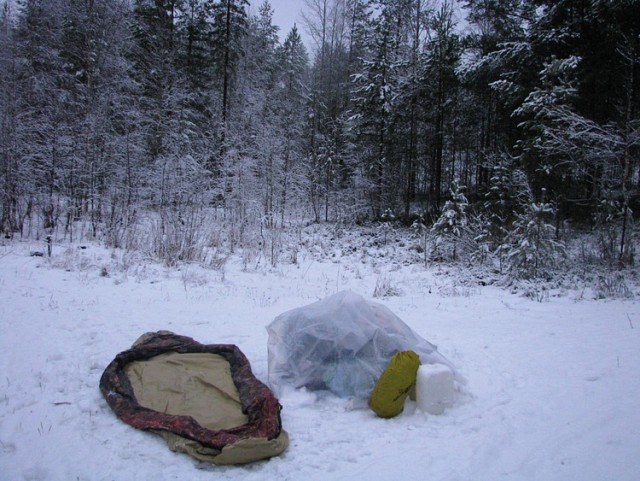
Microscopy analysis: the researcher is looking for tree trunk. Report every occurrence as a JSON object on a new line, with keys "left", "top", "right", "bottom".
{"left": 619, "top": 42, "right": 635, "bottom": 266}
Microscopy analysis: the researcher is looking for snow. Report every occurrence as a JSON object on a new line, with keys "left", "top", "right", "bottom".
{"left": 416, "top": 364, "right": 455, "bottom": 415}
{"left": 1, "top": 239, "right": 639, "bottom": 481}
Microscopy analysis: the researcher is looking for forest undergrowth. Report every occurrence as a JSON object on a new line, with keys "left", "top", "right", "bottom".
{"left": 3, "top": 210, "right": 638, "bottom": 303}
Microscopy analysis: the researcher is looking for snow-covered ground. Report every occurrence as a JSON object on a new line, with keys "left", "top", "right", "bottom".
{"left": 1, "top": 238, "right": 639, "bottom": 481}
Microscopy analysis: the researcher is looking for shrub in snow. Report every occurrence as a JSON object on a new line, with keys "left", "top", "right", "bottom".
{"left": 411, "top": 214, "right": 433, "bottom": 266}
{"left": 482, "top": 156, "right": 529, "bottom": 248}
{"left": 502, "top": 200, "right": 565, "bottom": 279}
{"left": 431, "top": 182, "right": 470, "bottom": 261}
{"left": 594, "top": 198, "right": 635, "bottom": 267}
{"left": 469, "top": 213, "right": 492, "bottom": 266}
{"left": 476, "top": 159, "right": 537, "bottom": 271}
{"left": 373, "top": 271, "right": 402, "bottom": 298}
{"left": 595, "top": 272, "right": 634, "bottom": 299}
{"left": 144, "top": 207, "right": 215, "bottom": 267}
{"left": 378, "top": 208, "right": 395, "bottom": 245}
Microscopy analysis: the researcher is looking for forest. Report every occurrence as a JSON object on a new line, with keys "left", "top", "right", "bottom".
{"left": 1, "top": 0, "right": 639, "bottom": 280}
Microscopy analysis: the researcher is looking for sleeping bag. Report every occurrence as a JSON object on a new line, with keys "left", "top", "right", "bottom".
{"left": 99, "top": 331, "right": 288, "bottom": 465}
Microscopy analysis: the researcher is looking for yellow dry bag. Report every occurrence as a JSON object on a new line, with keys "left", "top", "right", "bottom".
{"left": 368, "top": 350, "right": 421, "bottom": 418}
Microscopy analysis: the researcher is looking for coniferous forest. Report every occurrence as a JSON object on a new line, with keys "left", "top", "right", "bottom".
{"left": 1, "top": 0, "right": 639, "bottom": 280}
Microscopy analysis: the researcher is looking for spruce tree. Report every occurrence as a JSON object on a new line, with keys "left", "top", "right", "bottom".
{"left": 432, "top": 181, "right": 469, "bottom": 261}
{"left": 349, "top": 0, "right": 402, "bottom": 218}
{"left": 421, "top": 1, "right": 460, "bottom": 216}
{"left": 210, "top": 0, "right": 249, "bottom": 157}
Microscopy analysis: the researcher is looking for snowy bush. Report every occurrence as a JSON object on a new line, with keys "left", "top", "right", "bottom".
{"left": 143, "top": 207, "right": 221, "bottom": 268}
{"left": 469, "top": 214, "right": 492, "bottom": 266}
{"left": 378, "top": 208, "right": 396, "bottom": 246}
{"left": 411, "top": 214, "right": 432, "bottom": 266}
{"left": 594, "top": 198, "right": 635, "bottom": 267}
{"left": 482, "top": 155, "right": 529, "bottom": 249}
{"left": 372, "top": 271, "right": 402, "bottom": 298}
{"left": 595, "top": 272, "right": 634, "bottom": 299}
{"left": 431, "top": 183, "right": 470, "bottom": 261}
{"left": 503, "top": 200, "right": 565, "bottom": 279}
{"left": 48, "top": 246, "right": 98, "bottom": 272}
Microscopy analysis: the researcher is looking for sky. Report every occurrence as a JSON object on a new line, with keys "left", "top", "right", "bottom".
{"left": 250, "top": 0, "right": 472, "bottom": 55}
{"left": 249, "top": 0, "right": 311, "bottom": 48}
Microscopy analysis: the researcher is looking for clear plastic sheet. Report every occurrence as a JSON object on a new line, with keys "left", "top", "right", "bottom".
{"left": 267, "top": 290, "right": 457, "bottom": 401}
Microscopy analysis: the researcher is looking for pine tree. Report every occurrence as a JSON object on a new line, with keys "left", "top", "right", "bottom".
{"left": 516, "top": 1, "right": 640, "bottom": 264}
{"left": 481, "top": 159, "right": 532, "bottom": 270}
{"left": 303, "top": 0, "right": 354, "bottom": 222}
{"left": 15, "top": 0, "right": 69, "bottom": 233}
{"left": 431, "top": 181, "right": 469, "bottom": 261}
{"left": 130, "top": 0, "right": 182, "bottom": 161}
{"left": 177, "top": 0, "right": 215, "bottom": 90}
{"left": 349, "top": 0, "right": 403, "bottom": 219}
{"left": 504, "top": 194, "right": 565, "bottom": 279}
{"left": 393, "top": 0, "right": 428, "bottom": 220}
{"left": 421, "top": 1, "right": 460, "bottom": 216}
{"left": 482, "top": 154, "right": 527, "bottom": 246}
{"left": 210, "top": 0, "right": 249, "bottom": 158}
{"left": 56, "top": 0, "right": 136, "bottom": 239}
{"left": 459, "top": 0, "right": 535, "bottom": 190}
{"left": 233, "top": 1, "right": 281, "bottom": 226}
{"left": 276, "top": 25, "right": 310, "bottom": 223}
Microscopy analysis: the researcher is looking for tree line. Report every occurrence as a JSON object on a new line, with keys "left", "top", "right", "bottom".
{"left": 1, "top": 0, "right": 639, "bottom": 270}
